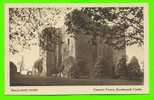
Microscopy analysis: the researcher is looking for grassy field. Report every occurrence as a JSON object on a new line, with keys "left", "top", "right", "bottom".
{"left": 10, "top": 75, "right": 143, "bottom": 86}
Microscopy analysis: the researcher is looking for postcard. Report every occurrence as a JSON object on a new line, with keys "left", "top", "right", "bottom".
{"left": 5, "top": 3, "right": 149, "bottom": 95}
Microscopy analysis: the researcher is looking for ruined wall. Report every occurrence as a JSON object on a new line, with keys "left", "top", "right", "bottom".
{"left": 62, "top": 30, "right": 126, "bottom": 78}
{"left": 39, "top": 26, "right": 126, "bottom": 78}
{"left": 39, "top": 27, "right": 63, "bottom": 76}
{"left": 74, "top": 34, "right": 93, "bottom": 78}
{"left": 60, "top": 26, "right": 76, "bottom": 78}
{"left": 97, "top": 36, "right": 126, "bottom": 78}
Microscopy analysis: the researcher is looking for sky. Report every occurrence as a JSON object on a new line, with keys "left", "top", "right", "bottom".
{"left": 10, "top": 45, "right": 40, "bottom": 72}
{"left": 126, "top": 45, "right": 144, "bottom": 69}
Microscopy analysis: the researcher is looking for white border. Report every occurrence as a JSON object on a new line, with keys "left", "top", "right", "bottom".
{"left": 5, "top": 3, "right": 149, "bottom": 95}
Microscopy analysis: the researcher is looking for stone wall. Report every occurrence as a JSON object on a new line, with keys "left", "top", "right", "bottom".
{"left": 39, "top": 26, "right": 126, "bottom": 78}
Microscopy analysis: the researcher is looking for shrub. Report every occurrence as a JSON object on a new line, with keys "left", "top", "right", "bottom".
{"left": 10, "top": 61, "right": 18, "bottom": 77}
{"left": 127, "top": 56, "right": 143, "bottom": 80}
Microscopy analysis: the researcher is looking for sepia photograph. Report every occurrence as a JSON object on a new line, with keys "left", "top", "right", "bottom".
{"left": 5, "top": 4, "right": 149, "bottom": 94}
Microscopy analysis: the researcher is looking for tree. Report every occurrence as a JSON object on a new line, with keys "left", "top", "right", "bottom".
{"left": 65, "top": 7, "right": 144, "bottom": 49}
{"left": 127, "top": 56, "right": 143, "bottom": 80}
{"left": 9, "top": 8, "right": 71, "bottom": 54}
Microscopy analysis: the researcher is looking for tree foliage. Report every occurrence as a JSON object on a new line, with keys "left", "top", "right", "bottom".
{"left": 9, "top": 8, "right": 71, "bottom": 54}
{"left": 65, "top": 7, "right": 144, "bottom": 49}
{"left": 39, "top": 27, "right": 61, "bottom": 51}
{"left": 9, "top": 7, "right": 144, "bottom": 54}
{"left": 127, "top": 56, "right": 143, "bottom": 80}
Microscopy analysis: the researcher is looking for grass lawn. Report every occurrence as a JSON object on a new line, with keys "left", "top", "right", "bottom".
{"left": 10, "top": 75, "right": 143, "bottom": 86}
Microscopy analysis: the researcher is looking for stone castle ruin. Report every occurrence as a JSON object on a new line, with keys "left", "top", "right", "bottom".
{"left": 35, "top": 26, "right": 126, "bottom": 79}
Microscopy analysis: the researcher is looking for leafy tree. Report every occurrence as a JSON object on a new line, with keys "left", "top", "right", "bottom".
{"left": 9, "top": 8, "right": 71, "bottom": 54}
{"left": 127, "top": 56, "right": 143, "bottom": 80}
{"left": 65, "top": 7, "right": 144, "bottom": 49}
{"left": 39, "top": 27, "right": 61, "bottom": 52}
